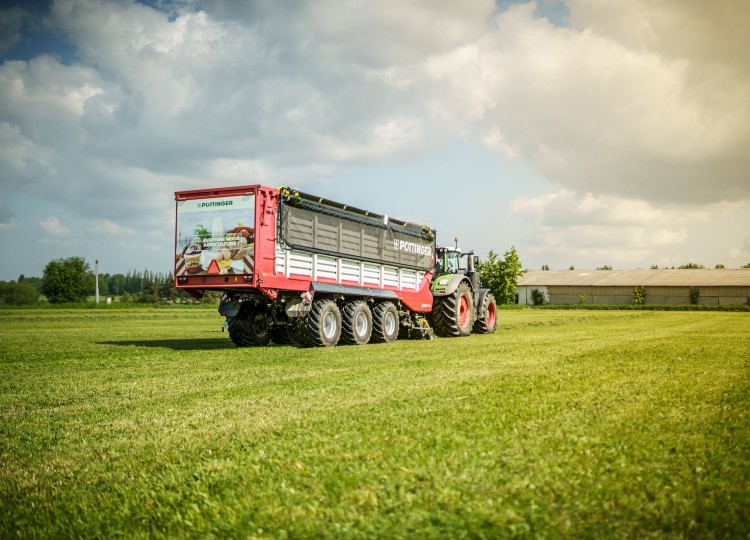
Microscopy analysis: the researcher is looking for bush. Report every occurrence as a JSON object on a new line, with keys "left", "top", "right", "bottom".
{"left": 0, "top": 282, "right": 40, "bottom": 305}
{"left": 633, "top": 286, "right": 646, "bottom": 306}
{"left": 690, "top": 286, "right": 700, "bottom": 305}
{"left": 530, "top": 288, "right": 547, "bottom": 306}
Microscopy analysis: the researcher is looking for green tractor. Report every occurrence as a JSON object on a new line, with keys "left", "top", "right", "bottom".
{"left": 430, "top": 243, "right": 497, "bottom": 337}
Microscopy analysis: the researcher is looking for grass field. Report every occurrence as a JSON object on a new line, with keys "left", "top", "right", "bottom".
{"left": 1, "top": 307, "right": 748, "bottom": 538}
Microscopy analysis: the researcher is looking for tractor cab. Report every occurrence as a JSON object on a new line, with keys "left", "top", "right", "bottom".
{"left": 435, "top": 240, "right": 481, "bottom": 292}
{"left": 435, "top": 247, "right": 463, "bottom": 276}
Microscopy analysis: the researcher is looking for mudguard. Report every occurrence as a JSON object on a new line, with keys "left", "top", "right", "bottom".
{"left": 476, "top": 288, "right": 492, "bottom": 308}
{"left": 431, "top": 274, "right": 471, "bottom": 297}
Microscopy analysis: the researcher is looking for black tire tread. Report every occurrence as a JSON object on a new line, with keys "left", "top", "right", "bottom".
{"left": 228, "top": 304, "right": 272, "bottom": 347}
{"left": 371, "top": 301, "right": 398, "bottom": 343}
{"left": 340, "top": 300, "right": 371, "bottom": 345}
{"left": 431, "top": 281, "right": 472, "bottom": 338}
{"left": 473, "top": 293, "right": 497, "bottom": 334}
{"left": 271, "top": 326, "right": 297, "bottom": 345}
{"left": 296, "top": 299, "right": 340, "bottom": 348}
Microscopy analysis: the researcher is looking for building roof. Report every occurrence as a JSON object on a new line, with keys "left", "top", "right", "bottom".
{"left": 518, "top": 269, "right": 750, "bottom": 287}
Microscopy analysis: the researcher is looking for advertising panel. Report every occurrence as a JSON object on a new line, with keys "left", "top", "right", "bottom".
{"left": 175, "top": 195, "right": 255, "bottom": 276}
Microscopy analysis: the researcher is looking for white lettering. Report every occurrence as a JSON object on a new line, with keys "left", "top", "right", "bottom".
{"left": 393, "top": 238, "right": 432, "bottom": 257}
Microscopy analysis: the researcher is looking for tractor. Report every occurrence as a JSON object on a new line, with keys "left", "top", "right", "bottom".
{"left": 429, "top": 241, "right": 497, "bottom": 337}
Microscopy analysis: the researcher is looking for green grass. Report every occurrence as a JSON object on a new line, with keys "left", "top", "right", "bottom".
{"left": 1, "top": 308, "right": 748, "bottom": 538}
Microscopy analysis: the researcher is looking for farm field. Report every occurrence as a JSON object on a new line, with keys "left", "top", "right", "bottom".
{"left": 1, "top": 307, "right": 749, "bottom": 538}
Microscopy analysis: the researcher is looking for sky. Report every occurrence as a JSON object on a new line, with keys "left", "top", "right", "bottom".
{"left": 1, "top": 0, "right": 749, "bottom": 280}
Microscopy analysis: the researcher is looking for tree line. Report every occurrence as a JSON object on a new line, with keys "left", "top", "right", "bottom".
{"left": 0, "top": 257, "right": 203, "bottom": 305}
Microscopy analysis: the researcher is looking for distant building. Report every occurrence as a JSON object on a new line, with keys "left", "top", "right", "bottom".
{"left": 517, "top": 269, "right": 750, "bottom": 306}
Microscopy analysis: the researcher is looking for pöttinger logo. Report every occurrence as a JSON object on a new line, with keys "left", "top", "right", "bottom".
{"left": 393, "top": 238, "right": 432, "bottom": 257}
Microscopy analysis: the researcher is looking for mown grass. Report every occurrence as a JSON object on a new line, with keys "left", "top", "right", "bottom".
{"left": 1, "top": 308, "right": 748, "bottom": 538}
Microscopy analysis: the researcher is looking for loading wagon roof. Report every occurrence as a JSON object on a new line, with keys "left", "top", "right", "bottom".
{"left": 175, "top": 184, "right": 264, "bottom": 199}
{"left": 280, "top": 186, "right": 435, "bottom": 236}
{"left": 518, "top": 269, "right": 750, "bottom": 287}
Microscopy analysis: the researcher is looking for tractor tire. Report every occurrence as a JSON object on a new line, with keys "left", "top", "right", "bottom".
{"left": 473, "top": 293, "right": 497, "bottom": 334}
{"left": 371, "top": 301, "right": 399, "bottom": 343}
{"left": 271, "top": 326, "right": 297, "bottom": 345}
{"left": 340, "top": 300, "right": 373, "bottom": 345}
{"left": 431, "top": 281, "right": 473, "bottom": 337}
{"left": 296, "top": 299, "right": 342, "bottom": 347}
{"left": 228, "top": 304, "right": 273, "bottom": 346}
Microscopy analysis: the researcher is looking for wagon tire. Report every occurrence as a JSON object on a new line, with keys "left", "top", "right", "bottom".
{"left": 297, "top": 299, "right": 341, "bottom": 347}
{"left": 341, "top": 300, "right": 373, "bottom": 345}
{"left": 228, "top": 304, "right": 273, "bottom": 346}
{"left": 271, "top": 326, "right": 297, "bottom": 345}
{"left": 371, "top": 301, "right": 399, "bottom": 344}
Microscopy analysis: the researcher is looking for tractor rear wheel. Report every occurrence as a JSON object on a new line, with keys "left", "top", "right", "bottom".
{"left": 228, "top": 304, "right": 273, "bottom": 346}
{"left": 371, "top": 301, "right": 399, "bottom": 343}
{"left": 296, "top": 299, "right": 342, "bottom": 347}
{"left": 431, "top": 281, "right": 473, "bottom": 337}
{"left": 473, "top": 293, "right": 497, "bottom": 334}
{"left": 341, "top": 300, "right": 373, "bottom": 345}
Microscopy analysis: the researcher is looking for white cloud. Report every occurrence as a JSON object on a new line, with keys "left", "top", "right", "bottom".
{"left": 482, "top": 127, "right": 518, "bottom": 159}
{"left": 510, "top": 190, "right": 691, "bottom": 266}
{"left": 4, "top": 0, "right": 748, "bottom": 205}
{"left": 567, "top": 0, "right": 750, "bottom": 75}
{"left": 39, "top": 216, "right": 70, "bottom": 237}
{"left": 728, "top": 237, "right": 750, "bottom": 264}
{"left": 85, "top": 218, "right": 135, "bottom": 236}
{"left": 474, "top": 3, "right": 750, "bottom": 204}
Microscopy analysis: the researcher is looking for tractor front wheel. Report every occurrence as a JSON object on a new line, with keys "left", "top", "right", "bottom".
{"left": 431, "top": 281, "right": 473, "bottom": 337}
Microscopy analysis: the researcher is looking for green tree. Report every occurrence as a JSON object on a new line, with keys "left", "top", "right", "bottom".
{"left": 108, "top": 273, "right": 126, "bottom": 295}
{"left": 159, "top": 275, "right": 178, "bottom": 303}
{"left": 690, "top": 286, "right": 700, "bottom": 305}
{"left": 17, "top": 275, "right": 43, "bottom": 292}
{"left": 142, "top": 282, "right": 159, "bottom": 304}
{"left": 480, "top": 246, "right": 524, "bottom": 305}
{"left": 0, "top": 282, "right": 40, "bottom": 305}
{"left": 41, "top": 257, "right": 94, "bottom": 303}
{"left": 633, "top": 286, "right": 646, "bottom": 306}
{"left": 97, "top": 272, "right": 111, "bottom": 296}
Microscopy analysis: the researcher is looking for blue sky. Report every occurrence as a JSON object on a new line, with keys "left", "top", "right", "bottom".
{"left": 1, "top": 0, "right": 749, "bottom": 280}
